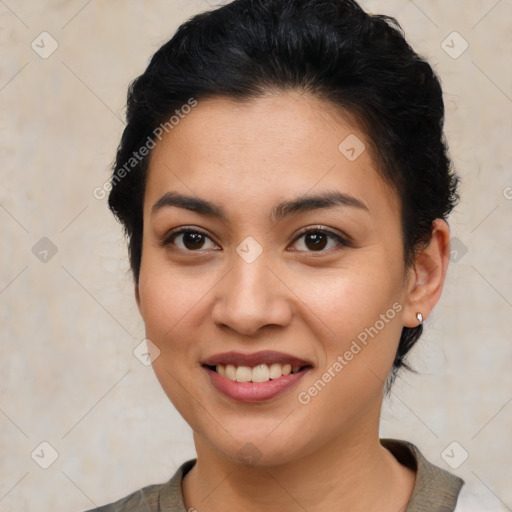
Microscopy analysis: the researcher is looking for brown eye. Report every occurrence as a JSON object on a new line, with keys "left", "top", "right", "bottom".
{"left": 179, "top": 232, "right": 207, "bottom": 250}
{"left": 303, "top": 232, "right": 328, "bottom": 251}
{"left": 161, "top": 228, "right": 219, "bottom": 251}
{"left": 290, "top": 227, "right": 348, "bottom": 253}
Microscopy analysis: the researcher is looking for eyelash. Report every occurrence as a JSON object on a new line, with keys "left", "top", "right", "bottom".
{"left": 160, "top": 225, "right": 350, "bottom": 254}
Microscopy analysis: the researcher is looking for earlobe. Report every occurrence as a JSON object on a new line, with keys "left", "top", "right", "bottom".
{"left": 402, "top": 219, "right": 451, "bottom": 328}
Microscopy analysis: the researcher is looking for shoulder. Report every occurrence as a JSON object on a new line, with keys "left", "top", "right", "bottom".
{"left": 381, "top": 438, "right": 464, "bottom": 511}
{"left": 82, "top": 482, "right": 166, "bottom": 512}
{"left": 82, "top": 459, "right": 196, "bottom": 512}
{"left": 382, "top": 439, "right": 508, "bottom": 512}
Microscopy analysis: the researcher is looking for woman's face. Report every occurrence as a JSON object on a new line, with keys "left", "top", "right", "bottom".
{"left": 136, "top": 91, "right": 419, "bottom": 465}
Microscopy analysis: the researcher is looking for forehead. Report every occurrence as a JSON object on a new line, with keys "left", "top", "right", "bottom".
{"left": 144, "top": 91, "right": 398, "bottom": 220}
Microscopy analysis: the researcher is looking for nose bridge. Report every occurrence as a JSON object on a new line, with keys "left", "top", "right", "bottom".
{"left": 212, "top": 245, "right": 291, "bottom": 335}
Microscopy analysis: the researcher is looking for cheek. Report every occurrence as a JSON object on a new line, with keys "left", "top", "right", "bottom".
{"left": 137, "top": 269, "right": 211, "bottom": 415}
{"left": 138, "top": 263, "right": 213, "bottom": 339}
{"left": 293, "top": 262, "right": 405, "bottom": 400}
{"left": 292, "top": 261, "right": 403, "bottom": 339}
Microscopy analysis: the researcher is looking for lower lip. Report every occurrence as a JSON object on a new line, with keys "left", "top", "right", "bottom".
{"left": 205, "top": 367, "right": 310, "bottom": 402}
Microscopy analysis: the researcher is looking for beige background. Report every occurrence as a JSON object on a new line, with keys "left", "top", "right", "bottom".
{"left": 1, "top": 1, "right": 511, "bottom": 510}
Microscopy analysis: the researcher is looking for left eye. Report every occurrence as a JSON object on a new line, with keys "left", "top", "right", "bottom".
{"left": 290, "top": 228, "right": 347, "bottom": 252}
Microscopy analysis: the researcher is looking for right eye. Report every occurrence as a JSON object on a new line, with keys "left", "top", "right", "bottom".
{"left": 160, "top": 228, "right": 220, "bottom": 252}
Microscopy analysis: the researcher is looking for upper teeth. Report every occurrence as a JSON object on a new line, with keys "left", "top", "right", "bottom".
{"left": 216, "top": 363, "right": 302, "bottom": 382}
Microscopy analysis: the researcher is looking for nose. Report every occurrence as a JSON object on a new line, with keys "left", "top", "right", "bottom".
{"left": 211, "top": 251, "right": 293, "bottom": 337}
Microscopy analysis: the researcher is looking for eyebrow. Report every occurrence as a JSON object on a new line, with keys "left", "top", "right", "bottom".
{"left": 151, "top": 190, "right": 369, "bottom": 223}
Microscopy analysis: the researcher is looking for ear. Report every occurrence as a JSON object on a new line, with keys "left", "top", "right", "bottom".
{"left": 402, "top": 219, "right": 451, "bottom": 327}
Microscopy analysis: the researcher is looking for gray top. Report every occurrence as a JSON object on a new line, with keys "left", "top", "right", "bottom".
{"left": 85, "top": 438, "right": 464, "bottom": 512}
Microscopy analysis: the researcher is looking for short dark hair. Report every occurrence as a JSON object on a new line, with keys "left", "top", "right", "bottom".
{"left": 108, "top": 0, "right": 460, "bottom": 390}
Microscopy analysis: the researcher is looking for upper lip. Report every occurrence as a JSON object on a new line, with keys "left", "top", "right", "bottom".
{"left": 202, "top": 350, "right": 312, "bottom": 368}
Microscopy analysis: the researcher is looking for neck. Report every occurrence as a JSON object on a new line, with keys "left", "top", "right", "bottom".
{"left": 182, "top": 418, "right": 415, "bottom": 512}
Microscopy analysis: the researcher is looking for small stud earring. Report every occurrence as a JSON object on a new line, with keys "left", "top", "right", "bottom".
{"left": 416, "top": 312, "right": 423, "bottom": 325}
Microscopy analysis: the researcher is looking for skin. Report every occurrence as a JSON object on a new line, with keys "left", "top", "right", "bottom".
{"left": 135, "top": 90, "right": 451, "bottom": 512}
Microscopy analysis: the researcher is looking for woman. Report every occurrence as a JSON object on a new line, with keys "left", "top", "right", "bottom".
{"left": 87, "top": 0, "right": 470, "bottom": 510}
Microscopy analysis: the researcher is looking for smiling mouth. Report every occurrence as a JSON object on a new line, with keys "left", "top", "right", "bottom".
{"left": 204, "top": 363, "right": 312, "bottom": 383}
